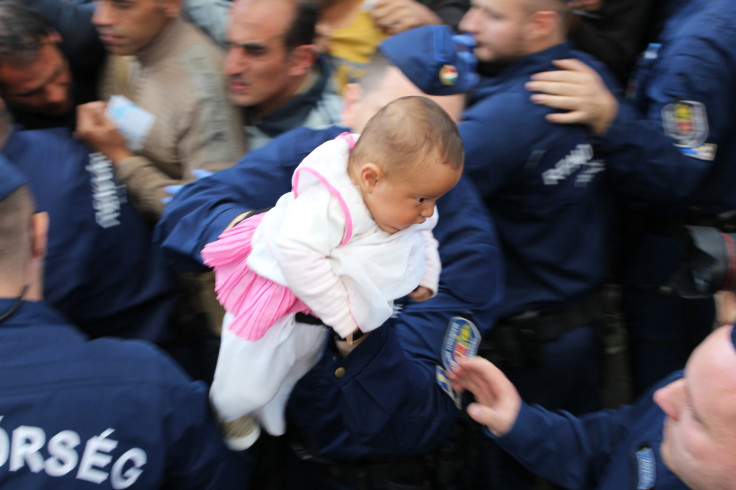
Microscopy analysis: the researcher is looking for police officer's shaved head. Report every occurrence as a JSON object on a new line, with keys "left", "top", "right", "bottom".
{"left": 522, "top": 0, "right": 571, "bottom": 28}
{"left": 521, "top": 0, "right": 567, "bottom": 12}
{"left": 0, "top": 155, "right": 33, "bottom": 283}
{"left": 653, "top": 324, "right": 736, "bottom": 489}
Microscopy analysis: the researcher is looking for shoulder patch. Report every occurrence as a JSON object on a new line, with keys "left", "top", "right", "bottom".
{"left": 662, "top": 100, "right": 709, "bottom": 148}
{"left": 441, "top": 316, "right": 481, "bottom": 369}
{"left": 436, "top": 317, "right": 481, "bottom": 408}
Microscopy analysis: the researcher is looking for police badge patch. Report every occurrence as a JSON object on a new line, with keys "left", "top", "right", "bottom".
{"left": 662, "top": 100, "right": 709, "bottom": 148}
{"left": 441, "top": 317, "right": 481, "bottom": 369}
{"left": 436, "top": 317, "right": 481, "bottom": 408}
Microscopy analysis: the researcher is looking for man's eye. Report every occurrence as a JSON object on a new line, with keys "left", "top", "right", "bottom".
{"left": 416, "top": 197, "right": 425, "bottom": 203}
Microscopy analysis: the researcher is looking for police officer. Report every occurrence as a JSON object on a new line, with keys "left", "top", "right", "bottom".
{"left": 0, "top": 112, "right": 217, "bottom": 380}
{"left": 526, "top": 0, "right": 736, "bottom": 396}
{"left": 0, "top": 156, "right": 249, "bottom": 488}
{"left": 448, "top": 321, "right": 736, "bottom": 490}
{"left": 2, "top": 125, "right": 178, "bottom": 344}
{"left": 457, "top": 1, "right": 620, "bottom": 487}
{"left": 155, "top": 25, "right": 504, "bottom": 489}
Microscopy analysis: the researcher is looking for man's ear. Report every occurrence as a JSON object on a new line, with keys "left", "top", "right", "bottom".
{"left": 340, "top": 83, "right": 362, "bottom": 128}
{"left": 24, "top": 211, "right": 48, "bottom": 301}
{"left": 161, "top": 0, "right": 182, "bottom": 19}
{"left": 46, "top": 30, "right": 63, "bottom": 45}
{"left": 528, "top": 10, "right": 560, "bottom": 41}
{"left": 31, "top": 211, "right": 48, "bottom": 261}
{"left": 287, "top": 45, "right": 317, "bottom": 77}
{"left": 356, "top": 162, "right": 382, "bottom": 193}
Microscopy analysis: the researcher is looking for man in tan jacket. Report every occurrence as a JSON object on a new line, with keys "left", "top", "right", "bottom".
{"left": 76, "top": 0, "right": 245, "bottom": 223}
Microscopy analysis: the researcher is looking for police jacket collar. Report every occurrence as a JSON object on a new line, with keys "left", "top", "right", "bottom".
{"left": 0, "top": 299, "right": 76, "bottom": 331}
{"left": 473, "top": 41, "right": 574, "bottom": 98}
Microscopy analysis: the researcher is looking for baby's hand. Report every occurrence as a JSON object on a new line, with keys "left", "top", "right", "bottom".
{"left": 343, "top": 327, "right": 360, "bottom": 345}
{"left": 409, "top": 286, "right": 433, "bottom": 302}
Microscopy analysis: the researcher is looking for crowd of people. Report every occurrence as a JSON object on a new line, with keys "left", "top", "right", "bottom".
{"left": 0, "top": 0, "right": 735, "bottom": 488}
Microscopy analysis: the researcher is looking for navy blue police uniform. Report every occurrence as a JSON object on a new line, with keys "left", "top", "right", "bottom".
{"left": 0, "top": 300, "right": 251, "bottom": 489}
{"left": 459, "top": 41, "right": 620, "bottom": 488}
{"left": 0, "top": 156, "right": 249, "bottom": 489}
{"left": 2, "top": 127, "right": 178, "bottom": 344}
{"left": 485, "top": 371, "right": 687, "bottom": 489}
{"left": 156, "top": 125, "right": 503, "bottom": 489}
{"left": 461, "top": 41, "right": 619, "bottom": 420}
{"left": 154, "top": 23, "right": 503, "bottom": 490}
{"left": 595, "top": 0, "right": 736, "bottom": 396}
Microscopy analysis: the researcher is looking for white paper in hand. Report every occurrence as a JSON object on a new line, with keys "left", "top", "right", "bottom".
{"left": 105, "top": 95, "right": 156, "bottom": 152}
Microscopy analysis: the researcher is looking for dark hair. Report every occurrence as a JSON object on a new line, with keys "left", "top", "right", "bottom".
{"left": 350, "top": 95, "right": 464, "bottom": 174}
{"left": 284, "top": 0, "right": 320, "bottom": 50}
{"left": 0, "top": 0, "right": 53, "bottom": 67}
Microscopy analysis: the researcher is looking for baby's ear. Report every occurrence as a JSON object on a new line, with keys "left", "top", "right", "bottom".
{"left": 357, "top": 162, "right": 382, "bottom": 192}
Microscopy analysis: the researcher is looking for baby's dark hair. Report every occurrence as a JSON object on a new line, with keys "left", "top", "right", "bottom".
{"left": 349, "top": 96, "right": 464, "bottom": 177}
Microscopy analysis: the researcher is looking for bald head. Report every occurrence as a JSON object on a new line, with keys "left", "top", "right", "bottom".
{"left": 521, "top": 0, "right": 570, "bottom": 28}
{"left": 653, "top": 324, "right": 736, "bottom": 489}
{"left": 0, "top": 185, "right": 33, "bottom": 288}
{"left": 460, "top": 0, "right": 569, "bottom": 63}
{"left": 520, "top": 0, "right": 567, "bottom": 12}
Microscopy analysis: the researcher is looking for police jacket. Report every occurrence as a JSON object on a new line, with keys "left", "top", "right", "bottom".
{"left": 3, "top": 128, "right": 177, "bottom": 343}
{"left": 155, "top": 125, "right": 504, "bottom": 459}
{"left": 602, "top": 0, "right": 736, "bottom": 218}
{"left": 491, "top": 371, "right": 686, "bottom": 489}
{"left": 460, "top": 42, "right": 618, "bottom": 318}
{"left": 0, "top": 299, "right": 249, "bottom": 489}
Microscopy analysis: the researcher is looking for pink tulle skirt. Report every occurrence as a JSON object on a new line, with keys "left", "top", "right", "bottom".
{"left": 201, "top": 213, "right": 310, "bottom": 341}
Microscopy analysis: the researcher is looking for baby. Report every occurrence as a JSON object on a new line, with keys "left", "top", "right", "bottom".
{"left": 202, "top": 95, "right": 464, "bottom": 449}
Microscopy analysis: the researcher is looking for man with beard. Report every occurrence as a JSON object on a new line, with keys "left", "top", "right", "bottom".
{"left": 456, "top": 0, "right": 622, "bottom": 487}
{"left": 0, "top": 0, "right": 103, "bottom": 129}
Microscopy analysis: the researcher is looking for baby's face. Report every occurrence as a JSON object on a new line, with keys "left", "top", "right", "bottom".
{"left": 364, "top": 158, "right": 462, "bottom": 234}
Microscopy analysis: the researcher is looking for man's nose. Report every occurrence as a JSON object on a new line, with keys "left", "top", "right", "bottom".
{"left": 224, "top": 48, "right": 247, "bottom": 76}
{"left": 653, "top": 379, "right": 685, "bottom": 421}
{"left": 45, "top": 83, "right": 67, "bottom": 106}
{"left": 92, "top": 1, "right": 113, "bottom": 26}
